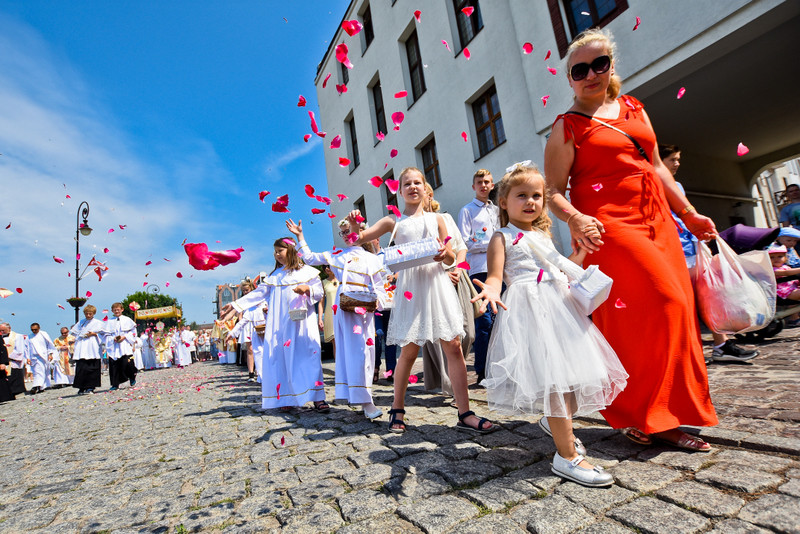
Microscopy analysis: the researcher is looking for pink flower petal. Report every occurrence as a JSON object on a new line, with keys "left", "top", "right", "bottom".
{"left": 57, "top": 304, "right": 65, "bottom": 309}
{"left": 463, "top": 47, "right": 471, "bottom": 60}
{"left": 176, "top": 272, "right": 183, "bottom": 278}
{"left": 369, "top": 176, "right": 384, "bottom": 188}
{"left": 633, "top": 16, "right": 641, "bottom": 31}
{"left": 537, "top": 268, "right": 544, "bottom": 284}
{"left": 311, "top": 208, "right": 326, "bottom": 215}
{"left": 444, "top": 236, "right": 452, "bottom": 244}
{"left": 676, "top": 87, "right": 686, "bottom": 99}
{"left": 385, "top": 179, "right": 399, "bottom": 193}
{"left": 394, "top": 91, "right": 407, "bottom": 98}
{"left": 297, "top": 95, "right": 306, "bottom": 107}
{"left": 442, "top": 40, "right": 451, "bottom": 52}
{"left": 328, "top": 213, "right": 336, "bottom": 219}
{"left": 512, "top": 232, "right": 523, "bottom": 245}
{"left": 545, "top": 49, "right": 552, "bottom": 61}
{"left": 737, "top": 142, "right": 749, "bottom": 156}
{"left": 309, "top": 111, "right": 320, "bottom": 134}
{"left": 108, "top": 228, "right": 114, "bottom": 233}
{"left": 53, "top": 256, "right": 64, "bottom": 263}
{"left": 404, "top": 291, "right": 413, "bottom": 301}
{"left": 366, "top": 338, "right": 374, "bottom": 346}
{"left": 103, "top": 247, "right": 109, "bottom": 253}
{"left": 384, "top": 369, "right": 393, "bottom": 378}
{"left": 614, "top": 298, "right": 627, "bottom": 309}
{"left": 339, "top": 157, "right": 351, "bottom": 167}
{"left": 390, "top": 149, "right": 398, "bottom": 158}
{"left": 541, "top": 95, "right": 550, "bottom": 107}
{"left": 119, "top": 225, "right": 126, "bottom": 229}
{"left": 316, "top": 195, "right": 332, "bottom": 205}
{"left": 259, "top": 190, "right": 270, "bottom": 202}
{"left": 354, "top": 306, "right": 367, "bottom": 315}
{"left": 272, "top": 202, "right": 289, "bottom": 213}
{"left": 85, "top": 291, "right": 92, "bottom": 297}
{"left": 143, "top": 282, "right": 148, "bottom": 287}
{"left": 592, "top": 183, "right": 603, "bottom": 192}
{"left": 283, "top": 340, "right": 291, "bottom": 348}
{"left": 322, "top": 73, "right": 331, "bottom": 88}
{"left": 303, "top": 134, "right": 311, "bottom": 142}
{"left": 461, "top": 6, "right": 474, "bottom": 16}
{"left": 413, "top": 10, "right": 421, "bottom": 22}
{"left": 408, "top": 375, "right": 418, "bottom": 384}
{"left": 335, "top": 42, "right": 353, "bottom": 69}
{"left": 280, "top": 435, "right": 285, "bottom": 446}
{"left": 15, "top": 288, "right": 22, "bottom": 293}
{"left": 332, "top": 304, "right": 338, "bottom": 315}
{"left": 336, "top": 83, "right": 348, "bottom": 94}
{"left": 391, "top": 111, "right": 404, "bottom": 130}
{"left": 330, "top": 135, "right": 342, "bottom": 149}
{"left": 387, "top": 205, "right": 401, "bottom": 217}
{"left": 460, "top": 131, "right": 468, "bottom": 143}
{"left": 315, "top": 380, "right": 324, "bottom": 386}
{"left": 4, "top": 223, "right": 9, "bottom": 229}
{"left": 305, "top": 184, "right": 315, "bottom": 197}
{"left": 522, "top": 42, "right": 533, "bottom": 54}
{"left": 376, "top": 131, "right": 385, "bottom": 141}
{"left": 342, "top": 19, "right": 363, "bottom": 36}
{"left": 457, "top": 261, "right": 470, "bottom": 270}
{"left": 165, "top": 282, "right": 170, "bottom": 287}
{"left": 353, "top": 325, "right": 363, "bottom": 334}
{"left": 337, "top": 194, "right": 348, "bottom": 201}
{"left": 145, "top": 261, "right": 152, "bottom": 265}
{"left": 547, "top": 66, "right": 557, "bottom": 75}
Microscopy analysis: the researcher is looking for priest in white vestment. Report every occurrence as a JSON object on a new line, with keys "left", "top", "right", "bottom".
{"left": 27, "top": 323, "right": 55, "bottom": 394}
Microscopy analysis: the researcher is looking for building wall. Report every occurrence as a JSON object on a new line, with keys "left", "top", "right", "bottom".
{"left": 315, "top": 0, "right": 790, "bottom": 251}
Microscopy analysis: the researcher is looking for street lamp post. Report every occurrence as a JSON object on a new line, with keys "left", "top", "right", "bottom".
{"left": 71, "top": 202, "right": 92, "bottom": 323}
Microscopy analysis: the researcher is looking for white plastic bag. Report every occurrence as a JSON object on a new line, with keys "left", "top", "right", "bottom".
{"left": 694, "top": 237, "right": 776, "bottom": 334}
{"left": 288, "top": 294, "right": 309, "bottom": 322}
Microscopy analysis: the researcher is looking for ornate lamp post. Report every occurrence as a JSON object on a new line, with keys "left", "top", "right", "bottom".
{"left": 67, "top": 201, "right": 92, "bottom": 323}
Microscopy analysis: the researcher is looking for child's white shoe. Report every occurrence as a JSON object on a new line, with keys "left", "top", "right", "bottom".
{"left": 538, "top": 417, "right": 587, "bottom": 456}
{"left": 551, "top": 452, "right": 613, "bottom": 487}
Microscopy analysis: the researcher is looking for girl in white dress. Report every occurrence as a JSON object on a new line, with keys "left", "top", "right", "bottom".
{"left": 222, "top": 238, "right": 328, "bottom": 412}
{"left": 473, "top": 163, "right": 628, "bottom": 487}
{"left": 229, "top": 281, "right": 265, "bottom": 382}
{"left": 286, "top": 217, "right": 387, "bottom": 420}
{"left": 349, "top": 167, "right": 494, "bottom": 433}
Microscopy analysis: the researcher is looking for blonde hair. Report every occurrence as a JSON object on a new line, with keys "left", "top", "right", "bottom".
{"left": 567, "top": 28, "right": 621, "bottom": 100}
{"left": 111, "top": 302, "right": 124, "bottom": 310}
{"left": 398, "top": 167, "right": 426, "bottom": 189}
{"left": 84, "top": 304, "right": 97, "bottom": 314}
{"left": 473, "top": 169, "right": 492, "bottom": 183}
{"left": 272, "top": 237, "right": 303, "bottom": 273}
{"left": 496, "top": 164, "right": 552, "bottom": 235}
{"left": 423, "top": 183, "right": 440, "bottom": 212}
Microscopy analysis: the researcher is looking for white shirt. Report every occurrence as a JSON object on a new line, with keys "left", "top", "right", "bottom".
{"left": 458, "top": 198, "right": 500, "bottom": 275}
{"left": 102, "top": 315, "right": 137, "bottom": 360}
{"left": 70, "top": 318, "right": 105, "bottom": 360}
{"left": 28, "top": 331, "right": 56, "bottom": 359}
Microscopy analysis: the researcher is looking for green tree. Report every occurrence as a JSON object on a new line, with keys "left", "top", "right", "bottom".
{"left": 121, "top": 291, "right": 183, "bottom": 331}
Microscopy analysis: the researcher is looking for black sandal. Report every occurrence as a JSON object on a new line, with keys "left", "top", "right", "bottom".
{"left": 387, "top": 408, "right": 406, "bottom": 433}
{"left": 314, "top": 400, "right": 330, "bottom": 413}
{"left": 457, "top": 410, "right": 494, "bottom": 433}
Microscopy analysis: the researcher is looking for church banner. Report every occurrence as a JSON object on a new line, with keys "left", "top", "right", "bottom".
{"left": 135, "top": 306, "right": 182, "bottom": 320}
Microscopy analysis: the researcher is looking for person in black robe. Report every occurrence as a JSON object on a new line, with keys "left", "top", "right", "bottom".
{"left": 0, "top": 340, "right": 15, "bottom": 402}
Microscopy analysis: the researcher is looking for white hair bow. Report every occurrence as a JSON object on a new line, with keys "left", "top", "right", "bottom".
{"left": 505, "top": 160, "right": 532, "bottom": 174}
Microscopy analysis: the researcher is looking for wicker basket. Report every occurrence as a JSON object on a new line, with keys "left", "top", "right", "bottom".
{"left": 339, "top": 291, "right": 378, "bottom": 313}
{"left": 254, "top": 324, "right": 266, "bottom": 335}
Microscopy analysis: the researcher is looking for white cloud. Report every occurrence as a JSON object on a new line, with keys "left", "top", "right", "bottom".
{"left": 261, "top": 136, "right": 322, "bottom": 183}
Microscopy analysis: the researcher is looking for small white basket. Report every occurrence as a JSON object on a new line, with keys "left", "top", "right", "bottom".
{"left": 380, "top": 237, "right": 440, "bottom": 273}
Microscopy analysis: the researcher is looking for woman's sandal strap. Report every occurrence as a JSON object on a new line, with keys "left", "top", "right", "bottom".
{"left": 458, "top": 410, "right": 475, "bottom": 422}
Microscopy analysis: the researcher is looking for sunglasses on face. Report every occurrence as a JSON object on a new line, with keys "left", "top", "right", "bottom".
{"left": 570, "top": 55, "right": 611, "bottom": 81}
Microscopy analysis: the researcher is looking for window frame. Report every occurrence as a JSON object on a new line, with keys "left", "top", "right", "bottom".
{"left": 361, "top": 4, "right": 375, "bottom": 50}
{"left": 372, "top": 81, "right": 387, "bottom": 140}
{"left": 547, "top": 0, "right": 628, "bottom": 59}
{"left": 405, "top": 29, "right": 426, "bottom": 102}
{"left": 420, "top": 137, "right": 443, "bottom": 190}
{"left": 452, "top": 0, "right": 484, "bottom": 50}
{"left": 354, "top": 196, "right": 367, "bottom": 224}
{"left": 472, "top": 85, "right": 506, "bottom": 159}
{"left": 346, "top": 115, "right": 360, "bottom": 171}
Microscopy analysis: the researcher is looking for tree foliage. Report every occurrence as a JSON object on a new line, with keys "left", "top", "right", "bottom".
{"left": 120, "top": 291, "right": 183, "bottom": 331}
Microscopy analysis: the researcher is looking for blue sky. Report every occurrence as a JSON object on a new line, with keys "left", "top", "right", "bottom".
{"left": 0, "top": 1, "right": 352, "bottom": 333}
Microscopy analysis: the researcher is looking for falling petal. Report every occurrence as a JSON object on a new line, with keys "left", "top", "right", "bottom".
{"left": 176, "top": 272, "right": 183, "bottom": 278}
{"left": 391, "top": 111, "right": 405, "bottom": 130}
{"left": 387, "top": 205, "right": 401, "bottom": 217}
{"left": 376, "top": 131, "right": 385, "bottom": 141}
{"left": 4, "top": 223, "right": 9, "bottom": 229}
{"left": 390, "top": 149, "right": 398, "bottom": 158}
{"left": 394, "top": 91, "right": 407, "bottom": 98}
{"left": 385, "top": 179, "right": 399, "bottom": 194}
{"left": 332, "top": 304, "right": 338, "bottom": 315}
{"left": 336, "top": 83, "right": 348, "bottom": 94}
{"left": 57, "top": 304, "right": 65, "bottom": 310}
{"left": 461, "top": 6, "right": 474, "bottom": 16}
{"left": 14, "top": 287, "right": 22, "bottom": 293}
{"left": 335, "top": 42, "right": 353, "bottom": 69}
{"left": 442, "top": 40, "right": 451, "bottom": 52}
{"left": 354, "top": 307, "right": 367, "bottom": 315}
{"left": 536, "top": 269, "right": 544, "bottom": 284}
{"left": 676, "top": 87, "right": 686, "bottom": 99}
{"left": 283, "top": 339, "right": 291, "bottom": 348}
{"left": 165, "top": 282, "right": 169, "bottom": 287}
{"left": 66, "top": 194, "right": 71, "bottom": 199}
{"left": 143, "top": 282, "right": 148, "bottom": 287}
{"left": 737, "top": 142, "right": 750, "bottom": 156}
{"left": 404, "top": 291, "right": 413, "bottom": 301}
{"left": 145, "top": 261, "right": 152, "bottom": 266}
{"left": 369, "top": 176, "right": 384, "bottom": 188}
{"left": 119, "top": 225, "right": 126, "bottom": 229}
{"left": 53, "top": 256, "right": 64, "bottom": 263}
{"left": 297, "top": 95, "right": 306, "bottom": 107}
{"left": 330, "top": 135, "right": 342, "bottom": 149}
{"left": 408, "top": 375, "right": 419, "bottom": 384}
{"left": 303, "top": 134, "right": 311, "bottom": 142}
{"left": 108, "top": 228, "right": 114, "bottom": 233}
{"left": 522, "top": 42, "right": 533, "bottom": 54}
{"left": 311, "top": 208, "right": 326, "bottom": 215}
{"left": 353, "top": 325, "right": 363, "bottom": 334}
{"left": 276, "top": 383, "right": 281, "bottom": 400}
{"left": 322, "top": 73, "right": 331, "bottom": 88}
{"left": 366, "top": 338, "right": 374, "bottom": 346}
{"left": 339, "top": 157, "right": 351, "bottom": 167}
{"left": 272, "top": 202, "right": 290, "bottom": 213}
{"left": 85, "top": 291, "right": 92, "bottom": 297}
{"left": 541, "top": 95, "right": 550, "bottom": 107}
{"left": 259, "top": 190, "right": 270, "bottom": 202}
{"left": 461, "top": 131, "right": 468, "bottom": 142}
{"left": 305, "top": 184, "right": 316, "bottom": 197}
{"left": 103, "top": 247, "right": 109, "bottom": 253}
{"left": 544, "top": 49, "right": 552, "bottom": 61}
{"left": 309, "top": 111, "right": 320, "bottom": 134}
{"left": 633, "top": 16, "right": 641, "bottom": 31}
{"left": 342, "top": 19, "right": 363, "bottom": 36}
{"left": 457, "top": 261, "right": 470, "bottom": 270}
{"left": 413, "top": 10, "right": 421, "bottom": 22}
{"left": 512, "top": 232, "right": 524, "bottom": 245}
{"left": 591, "top": 183, "right": 603, "bottom": 191}
{"left": 463, "top": 47, "right": 471, "bottom": 60}
{"left": 280, "top": 435, "right": 285, "bottom": 446}
{"left": 314, "top": 380, "right": 324, "bottom": 387}
{"left": 384, "top": 369, "right": 393, "bottom": 378}
{"left": 614, "top": 298, "right": 627, "bottom": 309}
{"left": 328, "top": 213, "right": 336, "bottom": 219}
{"left": 547, "top": 66, "right": 557, "bottom": 75}
{"left": 337, "top": 194, "right": 348, "bottom": 201}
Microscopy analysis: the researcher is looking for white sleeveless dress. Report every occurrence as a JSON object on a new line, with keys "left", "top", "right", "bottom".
{"left": 387, "top": 213, "right": 465, "bottom": 347}
{"left": 483, "top": 225, "right": 628, "bottom": 417}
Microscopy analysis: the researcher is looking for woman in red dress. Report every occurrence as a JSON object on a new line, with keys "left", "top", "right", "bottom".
{"left": 544, "top": 29, "right": 718, "bottom": 450}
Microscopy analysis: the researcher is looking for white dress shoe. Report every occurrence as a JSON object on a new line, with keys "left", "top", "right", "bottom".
{"left": 364, "top": 408, "right": 383, "bottom": 421}
{"left": 551, "top": 452, "right": 613, "bottom": 487}
{"left": 538, "top": 417, "right": 587, "bottom": 456}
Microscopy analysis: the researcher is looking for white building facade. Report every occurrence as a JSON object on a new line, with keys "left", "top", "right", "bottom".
{"left": 315, "top": 0, "right": 800, "bottom": 249}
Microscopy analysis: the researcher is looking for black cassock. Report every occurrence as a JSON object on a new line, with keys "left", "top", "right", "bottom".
{"left": 0, "top": 341, "right": 15, "bottom": 402}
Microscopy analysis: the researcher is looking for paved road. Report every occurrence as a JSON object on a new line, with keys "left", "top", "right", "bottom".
{"left": 0, "top": 330, "right": 798, "bottom": 533}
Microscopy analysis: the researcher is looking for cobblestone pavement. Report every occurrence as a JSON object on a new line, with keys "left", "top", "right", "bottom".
{"left": 1, "top": 330, "right": 798, "bottom": 533}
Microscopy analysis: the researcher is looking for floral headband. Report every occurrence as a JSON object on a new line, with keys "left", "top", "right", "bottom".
{"left": 505, "top": 160, "right": 533, "bottom": 174}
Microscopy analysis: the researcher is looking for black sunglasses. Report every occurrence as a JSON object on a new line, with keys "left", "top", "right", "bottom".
{"left": 569, "top": 55, "right": 611, "bottom": 81}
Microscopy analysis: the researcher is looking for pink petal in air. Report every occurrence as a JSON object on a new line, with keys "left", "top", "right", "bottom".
{"left": 280, "top": 435, "right": 285, "bottom": 446}
{"left": 463, "top": 47, "right": 471, "bottom": 60}
{"left": 353, "top": 325, "right": 362, "bottom": 334}
{"left": 413, "top": 10, "right": 421, "bottom": 22}
{"left": 339, "top": 157, "right": 351, "bottom": 167}
{"left": 145, "top": 261, "right": 152, "bottom": 266}
{"left": 677, "top": 87, "right": 686, "bottom": 99}
{"left": 541, "top": 95, "right": 550, "bottom": 107}
{"left": 315, "top": 380, "right": 324, "bottom": 386}
{"left": 330, "top": 135, "right": 342, "bottom": 149}
{"left": 336, "top": 83, "right": 348, "bottom": 94}
{"left": 737, "top": 142, "right": 749, "bottom": 156}
{"left": 633, "top": 16, "right": 641, "bottom": 31}
{"left": 354, "top": 307, "right": 367, "bottom": 315}
{"left": 85, "top": 291, "right": 92, "bottom": 297}
{"left": 391, "top": 111, "right": 404, "bottom": 130}
{"left": 537, "top": 268, "right": 544, "bottom": 283}
{"left": 328, "top": 213, "right": 336, "bottom": 219}
{"left": 547, "top": 66, "right": 557, "bottom": 75}
{"left": 614, "top": 298, "right": 627, "bottom": 309}
{"left": 408, "top": 375, "right": 419, "bottom": 384}
{"left": 385, "top": 179, "right": 399, "bottom": 193}
{"left": 108, "top": 228, "right": 114, "bottom": 233}
{"left": 305, "top": 184, "right": 315, "bottom": 197}
{"left": 103, "top": 247, "right": 109, "bottom": 253}
{"left": 119, "top": 225, "right": 126, "bottom": 229}
{"left": 332, "top": 304, "right": 338, "bottom": 315}
{"left": 303, "top": 134, "right": 311, "bottom": 142}
{"left": 176, "top": 272, "right": 183, "bottom": 278}
{"left": 442, "top": 40, "right": 451, "bottom": 52}
{"left": 394, "top": 91, "right": 407, "bottom": 98}
{"left": 342, "top": 19, "right": 363, "bottom": 36}
{"left": 390, "top": 149, "right": 398, "bottom": 158}
{"left": 309, "top": 111, "right": 319, "bottom": 134}
{"left": 545, "top": 49, "right": 552, "bottom": 60}
{"left": 512, "top": 232, "right": 524, "bottom": 245}
{"left": 376, "top": 131, "right": 385, "bottom": 141}
{"left": 384, "top": 369, "right": 393, "bottom": 378}
{"left": 311, "top": 208, "right": 326, "bottom": 215}
{"left": 444, "top": 236, "right": 452, "bottom": 244}
{"left": 337, "top": 194, "right": 348, "bottom": 201}
{"left": 404, "top": 291, "right": 413, "bottom": 301}
{"left": 165, "top": 282, "right": 169, "bottom": 287}
{"left": 366, "top": 338, "right": 374, "bottom": 346}
{"left": 369, "top": 176, "right": 384, "bottom": 188}
{"left": 387, "top": 205, "right": 401, "bottom": 217}
{"left": 461, "top": 131, "right": 468, "bottom": 142}
{"left": 461, "top": 6, "right": 474, "bottom": 16}
{"left": 57, "top": 304, "right": 65, "bottom": 309}
{"left": 297, "top": 95, "right": 306, "bottom": 107}
{"left": 522, "top": 42, "right": 533, "bottom": 54}
{"left": 457, "top": 261, "right": 470, "bottom": 270}
{"left": 592, "top": 183, "right": 603, "bottom": 192}
{"left": 53, "top": 256, "right": 64, "bottom": 263}
{"left": 322, "top": 73, "right": 331, "bottom": 88}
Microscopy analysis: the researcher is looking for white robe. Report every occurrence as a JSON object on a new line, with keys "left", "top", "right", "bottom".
{"left": 231, "top": 304, "right": 267, "bottom": 380}
{"left": 176, "top": 330, "right": 193, "bottom": 366}
{"left": 70, "top": 318, "right": 105, "bottom": 360}
{"left": 28, "top": 331, "right": 55, "bottom": 389}
{"left": 52, "top": 337, "right": 74, "bottom": 385}
{"left": 132, "top": 336, "right": 144, "bottom": 370}
{"left": 5, "top": 331, "right": 28, "bottom": 369}
{"left": 232, "top": 265, "right": 324, "bottom": 409}
{"left": 102, "top": 316, "right": 137, "bottom": 360}
{"left": 298, "top": 242, "right": 387, "bottom": 404}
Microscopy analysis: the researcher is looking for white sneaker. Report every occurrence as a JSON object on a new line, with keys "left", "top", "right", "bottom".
{"left": 551, "top": 452, "right": 613, "bottom": 487}
{"left": 538, "top": 417, "right": 587, "bottom": 456}
{"left": 364, "top": 408, "right": 383, "bottom": 421}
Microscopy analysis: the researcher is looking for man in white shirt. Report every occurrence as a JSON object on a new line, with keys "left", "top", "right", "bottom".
{"left": 458, "top": 169, "right": 500, "bottom": 384}
{"left": 1, "top": 323, "right": 27, "bottom": 395}
{"left": 183, "top": 327, "right": 198, "bottom": 363}
{"left": 26, "top": 323, "right": 55, "bottom": 394}
{"left": 103, "top": 303, "right": 138, "bottom": 390}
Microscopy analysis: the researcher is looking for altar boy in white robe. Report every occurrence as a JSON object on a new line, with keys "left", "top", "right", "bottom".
{"left": 221, "top": 237, "right": 327, "bottom": 412}
{"left": 102, "top": 303, "right": 138, "bottom": 390}
{"left": 176, "top": 327, "right": 193, "bottom": 367}
{"left": 26, "top": 323, "right": 55, "bottom": 394}
{"left": 229, "top": 281, "right": 267, "bottom": 382}
{"left": 287, "top": 218, "right": 387, "bottom": 420}
{"left": 71, "top": 305, "right": 105, "bottom": 394}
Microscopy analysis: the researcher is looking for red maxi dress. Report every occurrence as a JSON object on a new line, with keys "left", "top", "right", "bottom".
{"left": 555, "top": 95, "right": 717, "bottom": 434}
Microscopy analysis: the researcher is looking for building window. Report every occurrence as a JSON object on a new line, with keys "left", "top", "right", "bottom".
{"left": 472, "top": 85, "right": 505, "bottom": 158}
{"left": 453, "top": 0, "right": 483, "bottom": 49}
{"left": 347, "top": 117, "right": 360, "bottom": 169}
{"left": 405, "top": 29, "right": 426, "bottom": 102}
{"left": 372, "top": 81, "right": 387, "bottom": 137}
{"left": 420, "top": 137, "right": 442, "bottom": 189}
{"left": 354, "top": 196, "right": 367, "bottom": 223}
{"left": 362, "top": 5, "right": 375, "bottom": 49}
{"left": 547, "top": 0, "right": 628, "bottom": 58}
{"left": 383, "top": 171, "right": 398, "bottom": 212}
{"left": 340, "top": 61, "right": 349, "bottom": 87}
{"left": 220, "top": 288, "right": 233, "bottom": 308}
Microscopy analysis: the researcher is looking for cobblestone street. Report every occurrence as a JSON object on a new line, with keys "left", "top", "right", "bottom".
{"left": 1, "top": 330, "right": 798, "bottom": 534}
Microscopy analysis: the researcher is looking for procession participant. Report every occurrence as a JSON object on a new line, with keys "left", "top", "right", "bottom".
{"left": 221, "top": 237, "right": 327, "bottom": 412}
{"left": 103, "top": 303, "right": 138, "bottom": 390}
{"left": 184, "top": 327, "right": 197, "bottom": 363}
{"left": 155, "top": 333, "right": 172, "bottom": 368}
{"left": 140, "top": 330, "right": 156, "bottom": 369}
{"left": 52, "top": 327, "right": 75, "bottom": 387}
{"left": 132, "top": 331, "right": 144, "bottom": 370}
{"left": 70, "top": 305, "right": 104, "bottom": 394}
{"left": 0, "top": 339, "right": 13, "bottom": 402}
{"left": 175, "top": 326, "right": 193, "bottom": 367}
{"left": 287, "top": 218, "right": 387, "bottom": 420}
{"left": 1, "top": 323, "right": 27, "bottom": 395}
{"left": 27, "top": 323, "right": 55, "bottom": 394}
{"left": 229, "top": 281, "right": 261, "bottom": 381}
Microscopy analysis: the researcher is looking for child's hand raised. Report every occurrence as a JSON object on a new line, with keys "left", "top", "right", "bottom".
{"left": 433, "top": 239, "right": 448, "bottom": 263}
{"left": 470, "top": 278, "right": 508, "bottom": 314}
{"left": 285, "top": 219, "right": 303, "bottom": 236}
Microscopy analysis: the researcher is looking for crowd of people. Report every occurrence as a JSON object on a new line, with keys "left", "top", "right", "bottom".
{"left": 3, "top": 28, "right": 789, "bottom": 489}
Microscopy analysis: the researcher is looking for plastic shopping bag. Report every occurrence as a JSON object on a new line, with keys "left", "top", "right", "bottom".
{"left": 694, "top": 236, "right": 776, "bottom": 334}
{"left": 288, "top": 294, "right": 309, "bottom": 322}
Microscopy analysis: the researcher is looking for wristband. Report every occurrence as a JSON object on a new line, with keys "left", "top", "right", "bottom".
{"left": 677, "top": 205, "right": 696, "bottom": 218}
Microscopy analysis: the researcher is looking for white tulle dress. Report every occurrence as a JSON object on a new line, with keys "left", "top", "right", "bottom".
{"left": 387, "top": 212, "right": 465, "bottom": 347}
{"left": 483, "top": 225, "right": 628, "bottom": 418}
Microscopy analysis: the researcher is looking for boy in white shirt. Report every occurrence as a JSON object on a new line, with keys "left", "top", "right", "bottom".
{"left": 103, "top": 303, "right": 138, "bottom": 390}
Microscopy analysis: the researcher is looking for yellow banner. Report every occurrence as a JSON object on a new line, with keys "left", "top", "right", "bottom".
{"left": 135, "top": 306, "right": 182, "bottom": 320}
